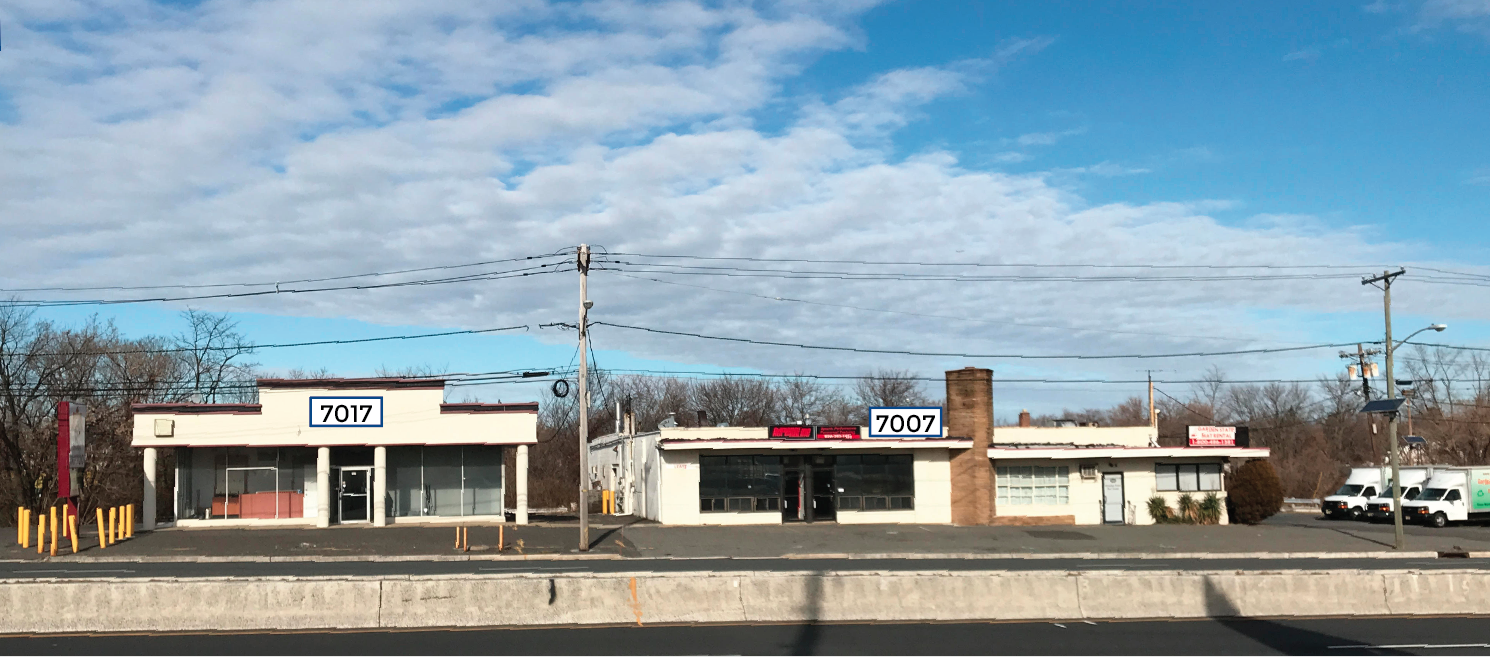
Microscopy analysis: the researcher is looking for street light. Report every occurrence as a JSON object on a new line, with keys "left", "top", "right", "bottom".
{"left": 1383, "top": 322, "right": 1447, "bottom": 551}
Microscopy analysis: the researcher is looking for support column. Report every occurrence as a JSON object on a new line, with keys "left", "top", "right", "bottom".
{"left": 947, "top": 367, "right": 995, "bottom": 526}
{"left": 516, "top": 444, "right": 529, "bottom": 525}
{"left": 316, "top": 447, "right": 331, "bottom": 528}
{"left": 141, "top": 447, "right": 157, "bottom": 531}
{"left": 373, "top": 446, "right": 387, "bottom": 527}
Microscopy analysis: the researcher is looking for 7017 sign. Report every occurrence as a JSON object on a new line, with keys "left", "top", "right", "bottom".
{"left": 868, "top": 407, "right": 943, "bottom": 438}
{"left": 309, "top": 396, "right": 383, "bottom": 427}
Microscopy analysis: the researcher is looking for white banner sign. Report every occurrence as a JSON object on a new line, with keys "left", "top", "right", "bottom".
{"left": 868, "top": 407, "right": 943, "bottom": 438}
{"left": 310, "top": 396, "right": 384, "bottom": 427}
{"left": 1187, "top": 425, "right": 1236, "bottom": 447}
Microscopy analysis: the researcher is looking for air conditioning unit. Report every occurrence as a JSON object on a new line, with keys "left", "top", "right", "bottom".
{"left": 1080, "top": 464, "right": 1097, "bottom": 480}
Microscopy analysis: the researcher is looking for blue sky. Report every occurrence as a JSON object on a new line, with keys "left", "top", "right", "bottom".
{"left": 2, "top": 0, "right": 1488, "bottom": 414}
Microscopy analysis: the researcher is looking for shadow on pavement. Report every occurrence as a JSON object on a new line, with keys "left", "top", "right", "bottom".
{"left": 1203, "top": 578, "right": 1405, "bottom": 655}
{"left": 791, "top": 570, "right": 825, "bottom": 656}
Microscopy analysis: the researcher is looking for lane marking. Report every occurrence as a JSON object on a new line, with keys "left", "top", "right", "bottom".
{"left": 12, "top": 569, "right": 135, "bottom": 574}
{"left": 477, "top": 566, "right": 587, "bottom": 572}
{"left": 1329, "top": 643, "right": 1490, "bottom": 650}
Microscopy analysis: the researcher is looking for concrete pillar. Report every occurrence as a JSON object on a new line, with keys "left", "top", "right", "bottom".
{"left": 947, "top": 367, "right": 995, "bottom": 525}
{"left": 373, "top": 446, "right": 387, "bottom": 527}
{"left": 516, "top": 444, "right": 529, "bottom": 525}
{"left": 141, "top": 447, "right": 157, "bottom": 531}
{"left": 316, "top": 447, "right": 331, "bottom": 528}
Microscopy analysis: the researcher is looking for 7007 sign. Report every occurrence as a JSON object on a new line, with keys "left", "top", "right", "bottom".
{"left": 868, "top": 407, "right": 943, "bottom": 438}
{"left": 309, "top": 396, "right": 384, "bottom": 427}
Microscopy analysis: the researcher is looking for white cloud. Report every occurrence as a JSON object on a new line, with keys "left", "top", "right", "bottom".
{"left": 1469, "top": 168, "right": 1490, "bottom": 185}
{"left": 1284, "top": 48, "right": 1321, "bottom": 62}
{"left": 0, "top": 0, "right": 1482, "bottom": 397}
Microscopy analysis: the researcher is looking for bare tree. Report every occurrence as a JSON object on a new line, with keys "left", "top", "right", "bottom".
{"left": 174, "top": 310, "right": 258, "bottom": 403}
{"left": 853, "top": 369, "right": 930, "bottom": 410}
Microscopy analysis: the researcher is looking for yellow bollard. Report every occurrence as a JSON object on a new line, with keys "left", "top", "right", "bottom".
{"left": 455, "top": 525, "right": 461, "bottom": 549}
{"left": 17, "top": 508, "right": 25, "bottom": 548}
{"left": 68, "top": 514, "right": 79, "bottom": 554}
{"left": 49, "top": 507, "right": 58, "bottom": 557}
{"left": 499, "top": 525, "right": 504, "bottom": 552}
{"left": 462, "top": 526, "right": 469, "bottom": 552}
{"left": 37, "top": 511, "right": 45, "bottom": 555}
{"left": 108, "top": 507, "right": 117, "bottom": 545}
{"left": 126, "top": 504, "right": 134, "bottom": 538}
{"left": 96, "top": 508, "right": 106, "bottom": 550}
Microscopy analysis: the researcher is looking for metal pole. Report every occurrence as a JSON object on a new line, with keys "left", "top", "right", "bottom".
{"left": 1380, "top": 270, "right": 1404, "bottom": 551}
{"left": 577, "top": 244, "right": 591, "bottom": 552}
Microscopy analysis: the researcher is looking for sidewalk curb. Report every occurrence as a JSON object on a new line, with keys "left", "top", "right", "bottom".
{"left": 1, "top": 551, "right": 1459, "bottom": 564}
{"left": 771, "top": 551, "right": 1447, "bottom": 560}
{"left": 4, "top": 553, "right": 624, "bottom": 564}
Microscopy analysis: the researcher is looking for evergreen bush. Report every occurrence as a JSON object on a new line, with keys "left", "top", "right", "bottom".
{"left": 1226, "top": 459, "right": 1284, "bottom": 525}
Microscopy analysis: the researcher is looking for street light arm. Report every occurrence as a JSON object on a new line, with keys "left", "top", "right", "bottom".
{"left": 1390, "top": 324, "right": 1447, "bottom": 353}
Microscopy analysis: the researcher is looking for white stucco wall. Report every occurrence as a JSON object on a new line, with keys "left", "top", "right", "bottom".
{"left": 132, "top": 386, "right": 537, "bottom": 448}
{"left": 992, "top": 456, "right": 1231, "bottom": 526}
{"left": 992, "top": 425, "right": 1156, "bottom": 447}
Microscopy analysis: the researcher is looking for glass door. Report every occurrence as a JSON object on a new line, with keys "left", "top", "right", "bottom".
{"left": 338, "top": 467, "right": 371, "bottom": 523}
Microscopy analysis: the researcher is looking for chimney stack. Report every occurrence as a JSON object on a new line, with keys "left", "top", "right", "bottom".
{"left": 1018, "top": 409, "right": 1031, "bottom": 428}
{"left": 946, "top": 367, "right": 994, "bottom": 525}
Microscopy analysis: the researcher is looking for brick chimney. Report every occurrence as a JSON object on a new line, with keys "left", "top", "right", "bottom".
{"left": 946, "top": 367, "right": 994, "bottom": 525}
{"left": 1018, "top": 409, "right": 1031, "bottom": 428}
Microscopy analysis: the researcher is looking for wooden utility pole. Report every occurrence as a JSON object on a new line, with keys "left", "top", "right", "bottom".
{"left": 577, "top": 244, "right": 592, "bottom": 552}
{"left": 1147, "top": 371, "right": 1156, "bottom": 429}
{"left": 1363, "top": 268, "right": 1406, "bottom": 551}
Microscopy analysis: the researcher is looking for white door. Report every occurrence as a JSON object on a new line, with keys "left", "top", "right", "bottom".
{"left": 1102, "top": 472, "right": 1125, "bottom": 524}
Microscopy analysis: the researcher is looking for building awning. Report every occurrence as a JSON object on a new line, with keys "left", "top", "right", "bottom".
{"left": 659, "top": 438, "right": 974, "bottom": 451}
{"left": 988, "top": 446, "right": 1269, "bottom": 460}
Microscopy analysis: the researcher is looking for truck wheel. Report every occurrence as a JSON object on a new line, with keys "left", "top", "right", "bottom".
{"left": 1348, "top": 506, "right": 1362, "bottom": 521}
{"left": 1431, "top": 512, "right": 1448, "bottom": 528}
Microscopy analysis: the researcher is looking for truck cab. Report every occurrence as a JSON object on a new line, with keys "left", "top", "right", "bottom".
{"left": 1403, "top": 470, "right": 1469, "bottom": 528}
{"left": 1322, "top": 467, "right": 1382, "bottom": 521}
{"left": 1365, "top": 467, "right": 1433, "bottom": 521}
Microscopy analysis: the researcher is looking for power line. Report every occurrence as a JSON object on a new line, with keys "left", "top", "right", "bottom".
{"left": 603, "top": 252, "right": 1386, "bottom": 271}
{"left": 2, "top": 263, "right": 568, "bottom": 308}
{"left": 596, "top": 262, "right": 1368, "bottom": 283}
{"left": 0, "top": 252, "right": 572, "bottom": 294}
{"left": 577, "top": 321, "right": 1364, "bottom": 360}
{"left": 28, "top": 325, "right": 531, "bottom": 358}
{"left": 611, "top": 271, "right": 1313, "bottom": 346}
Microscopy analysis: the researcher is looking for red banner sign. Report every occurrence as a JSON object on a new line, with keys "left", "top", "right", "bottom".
{"left": 1187, "top": 425, "right": 1236, "bottom": 447}
{"left": 815, "top": 426, "right": 862, "bottom": 440}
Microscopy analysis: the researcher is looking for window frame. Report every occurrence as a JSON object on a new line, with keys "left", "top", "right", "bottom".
{"left": 995, "top": 465, "right": 1070, "bottom": 506}
{"left": 1154, "top": 462, "right": 1224, "bottom": 492}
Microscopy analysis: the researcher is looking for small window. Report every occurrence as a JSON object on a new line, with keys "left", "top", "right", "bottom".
{"left": 864, "top": 496, "right": 889, "bottom": 510}
{"left": 1447, "top": 489, "right": 1462, "bottom": 502}
{"left": 1361, "top": 487, "right": 1377, "bottom": 498}
{"left": 1156, "top": 464, "right": 1177, "bottom": 491}
{"left": 890, "top": 496, "right": 914, "bottom": 510}
{"left": 837, "top": 496, "right": 862, "bottom": 510}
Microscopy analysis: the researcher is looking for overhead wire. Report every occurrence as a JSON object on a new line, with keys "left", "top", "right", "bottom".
{"left": 570, "top": 320, "right": 1365, "bottom": 360}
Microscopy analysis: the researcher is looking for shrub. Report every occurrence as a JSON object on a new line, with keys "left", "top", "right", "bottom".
{"left": 1199, "top": 493, "right": 1223, "bottom": 525}
{"left": 1147, "top": 496, "right": 1175, "bottom": 524}
{"left": 1177, "top": 494, "right": 1198, "bottom": 524}
{"left": 1227, "top": 460, "right": 1284, "bottom": 525}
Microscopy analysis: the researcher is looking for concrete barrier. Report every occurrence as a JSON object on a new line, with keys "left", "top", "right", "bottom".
{"left": 1, "top": 569, "right": 1486, "bottom": 634}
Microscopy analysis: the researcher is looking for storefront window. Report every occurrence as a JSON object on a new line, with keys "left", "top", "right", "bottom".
{"left": 835, "top": 454, "right": 914, "bottom": 511}
{"left": 176, "top": 447, "right": 315, "bottom": 520}
{"left": 699, "top": 455, "right": 782, "bottom": 512}
{"left": 996, "top": 466, "right": 1069, "bottom": 505}
{"left": 385, "top": 446, "right": 505, "bottom": 518}
{"left": 1155, "top": 463, "right": 1223, "bottom": 492}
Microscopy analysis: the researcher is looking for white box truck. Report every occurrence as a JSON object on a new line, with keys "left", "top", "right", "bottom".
{"left": 1403, "top": 467, "right": 1490, "bottom": 528}
{"left": 1322, "top": 467, "right": 1383, "bottom": 520}
{"left": 1364, "top": 466, "right": 1435, "bottom": 522}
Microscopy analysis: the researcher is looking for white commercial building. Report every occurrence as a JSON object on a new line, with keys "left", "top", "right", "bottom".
{"left": 589, "top": 425, "right": 968, "bottom": 526}
{"left": 589, "top": 369, "right": 1269, "bottom": 527}
{"left": 131, "top": 378, "right": 537, "bottom": 529}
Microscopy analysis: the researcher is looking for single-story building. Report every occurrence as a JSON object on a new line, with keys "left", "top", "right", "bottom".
{"left": 589, "top": 368, "right": 1267, "bottom": 526}
{"left": 131, "top": 378, "right": 537, "bottom": 529}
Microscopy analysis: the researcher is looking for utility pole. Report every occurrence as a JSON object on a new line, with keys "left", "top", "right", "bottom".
{"left": 1340, "top": 343, "right": 1383, "bottom": 463}
{"left": 1363, "top": 268, "right": 1406, "bottom": 551}
{"left": 577, "top": 244, "right": 592, "bottom": 552}
{"left": 1147, "top": 371, "right": 1156, "bottom": 429}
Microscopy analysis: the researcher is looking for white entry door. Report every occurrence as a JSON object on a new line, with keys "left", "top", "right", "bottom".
{"left": 1102, "top": 472, "right": 1125, "bottom": 524}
